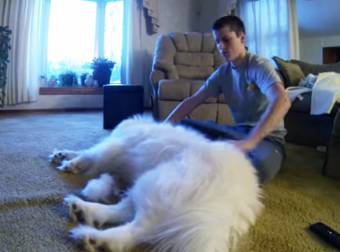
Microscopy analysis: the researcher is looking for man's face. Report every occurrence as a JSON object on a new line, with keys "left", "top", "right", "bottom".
{"left": 213, "top": 26, "right": 246, "bottom": 62}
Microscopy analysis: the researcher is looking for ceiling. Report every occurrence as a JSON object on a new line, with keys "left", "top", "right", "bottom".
{"left": 297, "top": 0, "right": 340, "bottom": 37}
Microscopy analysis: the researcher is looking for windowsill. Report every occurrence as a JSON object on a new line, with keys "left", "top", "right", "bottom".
{"left": 39, "top": 87, "right": 103, "bottom": 95}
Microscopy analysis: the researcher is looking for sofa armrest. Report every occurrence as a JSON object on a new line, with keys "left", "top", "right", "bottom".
{"left": 150, "top": 69, "right": 165, "bottom": 87}
{"left": 332, "top": 107, "right": 340, "bottom": 136}
{"left": 150, "top": 60, "right": 179, "bottom": 101}
{"left": 149, "top": 69, "right": 165, "bottom": 98}
{"left": 323, "top": 107, "right": 340, "bottom": 179}
{"left": 153, "top": 60, "right": 179, "bottom": 80}
{"left": 149, "top": 69, "right": 166, "bottom": 120}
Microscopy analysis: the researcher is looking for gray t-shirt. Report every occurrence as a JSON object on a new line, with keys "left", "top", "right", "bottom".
{"left": 203, "top": 52, "right": 286, "bottom": 141}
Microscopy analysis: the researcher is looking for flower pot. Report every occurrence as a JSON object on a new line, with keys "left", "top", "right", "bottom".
{"left": 93, "top": 68, "right": 112, "bottom": 87}
{"left": 59, "top": 72, "right": 78, "bottom": 87}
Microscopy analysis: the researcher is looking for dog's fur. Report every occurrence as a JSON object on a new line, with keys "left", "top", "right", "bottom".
{"left": 50, "top": 116, "right": 263, "bottom": 252}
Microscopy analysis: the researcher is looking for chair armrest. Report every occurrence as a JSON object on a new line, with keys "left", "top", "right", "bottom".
{"left": 149, "top": 61, "right": 179, "bottom": 99}
{"left": 151, "top": 34, "right": 179, "bottom": 81}
{"left": 150, "top": 69, "right": 165, "bottom": 87}
{"left": 149, "top": 69, "right": 166, "bottom": 120}
{"left": 149, "top": 69, "right": 165, "bottom": 99}
{"left": 153, "top": 60, "right": 179, "bottom": 80}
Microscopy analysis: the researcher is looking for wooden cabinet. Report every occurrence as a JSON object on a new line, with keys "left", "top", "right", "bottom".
{"left": 323, "top": 47, "right": 340, "bottom": 64}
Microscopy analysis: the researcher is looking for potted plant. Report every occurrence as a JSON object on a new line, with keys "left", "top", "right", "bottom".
{"left": 91, "top": 57, "right": 115, "bottom": 87}
{"left": 0, "top": 26, "right": 11, "bottom": 106}
{"left": 80, "top": 73, "right": 88, "bottom": 86}
{"left": 59, "top": 71, "right": 78, "bottom": 87}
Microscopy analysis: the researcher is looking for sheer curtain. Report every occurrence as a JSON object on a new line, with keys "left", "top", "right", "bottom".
{"left": 288, "top": 0, "right": 299, "bottom": 59}
{"left": 0, "top": 0, "right": 49, "bottom": 106}
{"left": 121, "top": 0, "right": 145, "bottom": 86}
{"left": 238, "top": 0, "right": 299, "bottom": 60}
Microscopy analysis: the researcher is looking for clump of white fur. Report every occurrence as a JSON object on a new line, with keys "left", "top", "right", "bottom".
{"left": 53, "top": 115, "right": 263, "bottom": 252}
{"left": 81, "top": 173, "right": 119, "bottom": 203}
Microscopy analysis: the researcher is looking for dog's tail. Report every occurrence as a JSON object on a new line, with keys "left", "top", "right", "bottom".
{"left": 139, "top": 210, "right": 247, "bottom": 252}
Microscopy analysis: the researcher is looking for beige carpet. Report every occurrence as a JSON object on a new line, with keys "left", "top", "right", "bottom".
{"left": 237, "top": 144, "right": 340, "bottom": 252}
{"left": 0, "top": 111, "right": 339, "bottom": 252}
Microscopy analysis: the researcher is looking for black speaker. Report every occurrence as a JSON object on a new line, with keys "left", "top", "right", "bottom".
{"left": 103, "top": 84, "right": 144, "bottom": 129}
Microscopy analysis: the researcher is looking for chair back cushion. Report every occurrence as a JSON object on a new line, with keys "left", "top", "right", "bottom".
{"left": 153, "top": 32, "right": 224, "bottom": 80}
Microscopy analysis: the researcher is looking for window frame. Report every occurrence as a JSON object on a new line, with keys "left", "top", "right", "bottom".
{"left": 84, "top": 0, "right": 121, "bottom": 58}
{"left": 43, "top": 0, "right": 123, "bottom": 92}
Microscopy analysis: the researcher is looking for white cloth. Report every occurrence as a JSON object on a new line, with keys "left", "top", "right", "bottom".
{"left": 286, "top": 86, "right": 311, "bottom": 102}
{"left": 311, "top": 72, "right": 340, "bottom": 115}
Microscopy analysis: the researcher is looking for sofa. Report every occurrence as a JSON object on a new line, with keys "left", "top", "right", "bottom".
{"left": 273, "top": 57, "right": 340, "bottom": 179}
{"left": 149, "top": 32, "right": 234, "bottom": 125}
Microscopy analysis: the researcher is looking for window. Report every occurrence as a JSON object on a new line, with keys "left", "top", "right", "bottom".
{"left": 239, "top": 0, "right": 289, "bottom": 59}
{"left": 46, "top": 0, "right": 123, "bottom": 87}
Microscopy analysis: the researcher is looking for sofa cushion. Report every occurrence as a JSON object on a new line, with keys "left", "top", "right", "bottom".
{"left": 170, "top": 32, "right": 203, "bottom": 52}
{"left": 290, "top": 92, "right": 340, "bottom": 115}
{"left": 176, "top": 65, "right": 214, "bottom": 79}
{"left": 158, "top": 79, "right": 219, "bottom": 103}
{"left": 191, "top": 81, "right": 219, "bottom": 103}
{"left": 158, "top": 79, "right": 191, "bottom": 100}
{"left": 175, "top": 52, "right": 214, "bottom": 67}
{"left": 158, "top": 100, "right": 219, "bottom": 122}
{"left": 202, "top": 33, "right": 217, "bottom": 53}
{"left": 154, "top": 60, "right": 179, "bottom": 79}
{"left": 290, "top": 92, "right": 311, "bottom": 113}
{"left": 153, "top": 35, "right": 177, "bottom": 64}
{"left": 291, "top": 60, "right": 340, "bottom": 75}
{"left": 273, "top": 56, "right": 305, "bottom": 87}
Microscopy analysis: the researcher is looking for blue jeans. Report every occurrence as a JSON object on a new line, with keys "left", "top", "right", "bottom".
{"left": 181, "top": 119, "right": 285, "bottom": 184}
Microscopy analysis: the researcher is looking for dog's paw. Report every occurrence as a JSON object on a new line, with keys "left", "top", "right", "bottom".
{"left": 65, "top": 195, "right": 85, "bottom": 223}
{"left": 64, "top": 195, "right": 106, "bottom": 228}
{"left": 70, "top": 225, "right": 112, "bottom": 252}
{"left": 49, "top": 149, "right": 67, "bottom": 165}
{"left": 57, "top": 160, "right": 82, "bottom": 174}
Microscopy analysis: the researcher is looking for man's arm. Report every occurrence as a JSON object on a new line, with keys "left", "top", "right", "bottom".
{"left": 234, "top": 82, "right": 291, "bottom": 152}
{"left": 165, "top": 86, "right": 211, "bottom": 124}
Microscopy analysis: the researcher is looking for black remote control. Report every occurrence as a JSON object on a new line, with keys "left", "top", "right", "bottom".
{"left": 309, "top": 222, "right": 340, "bottom": 250}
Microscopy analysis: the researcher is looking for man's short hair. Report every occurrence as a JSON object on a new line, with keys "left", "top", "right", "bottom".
{"left": 212, "top": 16, "right": 245, "bottom": 36}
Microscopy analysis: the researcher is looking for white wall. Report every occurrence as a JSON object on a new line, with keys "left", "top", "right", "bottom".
{"left": 143, "top": 0, "right": 202, "bottom": 56}
{"left": 142, "top": 0, "right": 220, "bottom": 54}
{"left": 299, "top": 35, "right": 340, "bottom": 64}
{"left": 197, "top": 0, "right": 220, "bottom": 33}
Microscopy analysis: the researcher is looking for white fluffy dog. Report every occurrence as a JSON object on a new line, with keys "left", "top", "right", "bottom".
{"left": 49, "top": 116, "right": 263, "bottom": 252}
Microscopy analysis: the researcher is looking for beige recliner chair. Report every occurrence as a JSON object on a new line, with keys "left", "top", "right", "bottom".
{"left": 149, "top": 32, "right": 233, "bottom": 125}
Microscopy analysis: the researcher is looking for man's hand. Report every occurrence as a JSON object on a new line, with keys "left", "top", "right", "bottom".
{"left": 243, "top": 82, "right": 291, "bottom": 148}
{"left": 227, "top": 139, "right": 256, "bottom": 153}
